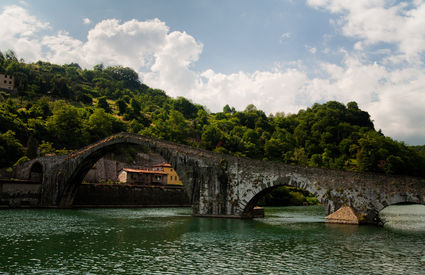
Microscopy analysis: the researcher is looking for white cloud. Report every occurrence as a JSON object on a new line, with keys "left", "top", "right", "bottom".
{"left": 83, "top": 18, "right": 91, "bottom": 24}
{"left": 42, "top": 31, "right": 84, "bottom": 65}
{"left": 0, "top": 5, "right": 49, "bottom": 61}
{"left": 279, "top": 32, "right": 291, "bottom": 44}
{"left": 1, "top": 4, "right": 425, "bottom": 144}
{"left": 81, "top": 18, "right": 171, "bottom": 69}
{"left": 143, "top": 31, "right": 203, "bottom": 94}
{"left": 307, "top": 0, "right": 425, "bottom": 63}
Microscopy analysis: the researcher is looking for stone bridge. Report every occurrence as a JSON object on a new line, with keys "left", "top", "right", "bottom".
{"left": 15, "top": 132, "right": 425, "bottom": 223}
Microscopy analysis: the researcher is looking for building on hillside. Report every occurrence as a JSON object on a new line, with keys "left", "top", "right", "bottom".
{"left": 152, "top": 163, "right": 183, "bottom": 185}
{"left": 117, "top": 163, "right": 183, "bottom": 186}
{"left": 0, "top": 74, "right": 14, "bottom": 90}
{"left": 118, "top": 168, "right": 167, "bottom": 185}
{"left": 83, "top": 153, "right": 167, "bottom": 184}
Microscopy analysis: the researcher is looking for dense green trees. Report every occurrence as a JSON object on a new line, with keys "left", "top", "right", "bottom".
{"left": 0, "top": 130, "right": 24, "bottom": 167}
{"left": 0, "top": 50, "right": 424, "bottom": 178}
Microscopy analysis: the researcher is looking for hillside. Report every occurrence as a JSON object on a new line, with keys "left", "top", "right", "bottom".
{"left": 1, "top": 49, "right": 425, "bottom": 177}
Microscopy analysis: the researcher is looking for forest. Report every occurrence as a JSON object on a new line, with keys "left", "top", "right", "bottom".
{"left": 1, "top": 49, "right": 425, "bottom": 178}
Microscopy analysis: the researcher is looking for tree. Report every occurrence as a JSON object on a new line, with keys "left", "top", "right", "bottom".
{"left": 223, "top": 104, "right": 232, "bottom": 113}
{"left": 173, "top": 97, "right": 199, "bottom": 119}
{"left": 245, "top": 104, "right": 257, "bottom": 112}
{"left": 85, "top": 109, "right": 114, "bottom": 142}
{"left": 264, "top": 138, "right": 284, "bottom": 160}
{"left": 46, "top": 102, "right": 87, "bottom": 148}
{"left": 202, "top": 125, "right": 223, "bottom": 150}
{"left": 38, "top": 141, "right": 56, "bottom": 156}
{"left": 96, "top": 96, "right": 112, "bottom": 113}
{"left": 130, "top": 98, "right": 141, "bottom": 117}
{"left": 116, "top": 98, "right": 127, "bottom": 115}
{"left": 0, "top": 130, "right": 24, "bottom": 167}
{"left": 167, "top": 110, "right": 189, "bottom": 143}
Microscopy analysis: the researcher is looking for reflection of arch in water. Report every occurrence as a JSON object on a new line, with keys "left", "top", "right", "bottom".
{"left": 379, "top": 203, "right": 425, "bottom": 230}
{"left": 29, "top": 161, "right": 43, "bottom": 182}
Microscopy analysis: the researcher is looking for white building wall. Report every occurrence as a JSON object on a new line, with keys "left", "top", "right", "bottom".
{"left": 0, "top": 74, "right": 14, "bottom": 90}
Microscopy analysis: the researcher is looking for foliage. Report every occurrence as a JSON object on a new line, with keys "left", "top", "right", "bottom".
{"left": 13, "top": 156, "right": 30, "bottom": 167}
{"left": 0, "top": 130, "right": 24, "bottom": 167}
{"left": 257, "top": 186, "right": 320, "bottom": 206}
{"left": 0, "top": 50, "right": 424, "bottom": 179}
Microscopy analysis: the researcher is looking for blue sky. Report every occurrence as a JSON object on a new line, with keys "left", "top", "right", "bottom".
{"left": 1, "top": 0, "right": 425, "bottom": 145}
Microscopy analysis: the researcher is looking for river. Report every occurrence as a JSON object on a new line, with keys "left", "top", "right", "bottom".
{"left": 0, "top": 206, "right": 424, "bottom": 274}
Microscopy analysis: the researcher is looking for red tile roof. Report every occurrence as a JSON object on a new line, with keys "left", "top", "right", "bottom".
{"left": 152, "top": 163, "right": 172, "bottom": 167}
{"left": 121, "top": 168, "right": 168, "bottom": 175}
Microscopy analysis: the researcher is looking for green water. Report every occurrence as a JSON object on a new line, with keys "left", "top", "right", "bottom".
{"left": 0, "top": 206, "right": 424, "bottom": 274}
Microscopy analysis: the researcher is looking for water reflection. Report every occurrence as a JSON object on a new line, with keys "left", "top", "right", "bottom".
{"left": 380, "top": 204, "right": 425, "bottom": 233}
{"left": 325, "top": 223, "right": 359, "bottom": 235}
{"left": 0, "top": 207, "right": 424, "bottom": 274}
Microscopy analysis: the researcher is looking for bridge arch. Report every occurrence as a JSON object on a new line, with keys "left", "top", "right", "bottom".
{"left": 240, "top": 174, "right": 331, "bottom": 218}
{"left": 56, "top": 138, "right": 196, "bottom": 207}
{"left": 29, "top": 161, "right": 43, "bottom": 182}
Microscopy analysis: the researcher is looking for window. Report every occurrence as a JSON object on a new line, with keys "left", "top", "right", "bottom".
{"left": 9, "top": 81, "right": 12, "bottom": 84}
{"left": 3, "top": 80, "right": 6, "bottom": 84}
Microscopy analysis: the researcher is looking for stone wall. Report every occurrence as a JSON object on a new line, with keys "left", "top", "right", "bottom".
{"left": 83, "top": 152, "right": 167, "bottom": 183}
{"left": 73, "top": 184, "right": 190, "bottom": 207}
{"left": 0, "top": 180, "right": 41, "bottom": 208}
{"left": 13, "top": 133, "right": 425, "bottom": 224}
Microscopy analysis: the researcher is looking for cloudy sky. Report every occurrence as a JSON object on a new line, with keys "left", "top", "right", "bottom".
{"left": 1, "top": 0, "right": 425, "bottom": 145}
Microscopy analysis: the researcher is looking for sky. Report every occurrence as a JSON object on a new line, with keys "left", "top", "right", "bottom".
{"left": 1, "top": 0, "right": 425, "bottom": 145}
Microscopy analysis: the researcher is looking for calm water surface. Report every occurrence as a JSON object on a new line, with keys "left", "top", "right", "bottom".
{"left": 0, "top": 206, "right": 424, "bottom": 274}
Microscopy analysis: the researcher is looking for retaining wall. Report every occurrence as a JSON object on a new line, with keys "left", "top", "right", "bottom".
{"left": 73, "top": 184, "right": 191, "bottom": 207}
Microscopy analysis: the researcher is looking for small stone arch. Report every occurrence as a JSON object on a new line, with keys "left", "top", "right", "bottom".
{"left": 239, "top": 175, "right": 331, "bottom": 218}
{"left": 375, "top": 195, "right": 425, "bottom": 214}
{"left": 242, "top": 184, "right": 328, "bottom": 218}
{"left": 29, "top": 161, "right": 43, "bottom": 183}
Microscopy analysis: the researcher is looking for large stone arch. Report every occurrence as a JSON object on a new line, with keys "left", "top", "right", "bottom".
{"left": 40, "top": 133, "right": 225, "bottom": 211}
{"left": 58, "top": 142, "right": 138, "bottom": 207}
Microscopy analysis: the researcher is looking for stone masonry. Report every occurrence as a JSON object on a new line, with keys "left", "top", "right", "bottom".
{"left": 14, "top": 132, "right": 425, "bottom": 224}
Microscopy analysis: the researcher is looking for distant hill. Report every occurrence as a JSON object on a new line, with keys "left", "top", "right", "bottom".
{"left": 412, "top": 145, "right": 425, "bottom": 155}
{"left": 1, "top": 49, "right": 425, "bottom": 177}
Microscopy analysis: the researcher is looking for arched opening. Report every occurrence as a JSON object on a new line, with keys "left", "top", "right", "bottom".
{"left": 29, "top": 162, "right": 43, "bottom": 183}
{"left": 64, "top": 143, "right": 190, "bottom": 208}
{"left": 242, "top": 185, "right": 324, "bottom": 219}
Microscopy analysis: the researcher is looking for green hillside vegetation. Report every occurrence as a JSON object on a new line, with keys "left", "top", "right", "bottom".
{"left": 412, "top": 145, "right": 425, "bottom": 155}
{"left": 1, "top": 49, "right": 425, "bottom": 178}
